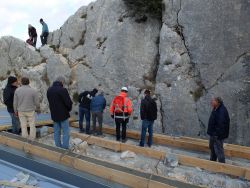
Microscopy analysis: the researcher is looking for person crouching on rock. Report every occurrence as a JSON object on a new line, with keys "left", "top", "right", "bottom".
{"left": 139, "top": 89, "right": 157, "bottom": 147}
{"left": 207, "top": 97, "right": 230, "bottom": 163}
{"left": 110, "top": 87, "right": 133, "bottom": 143}
{"left": 28, "top": 24, "right": 37, "bottom": 47}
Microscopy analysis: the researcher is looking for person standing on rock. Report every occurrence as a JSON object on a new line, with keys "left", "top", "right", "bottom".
{"left": 78, "top": 88, "right": 98, "bottom": 134}
{"left": 28, "top": 24, "right": 37, "bottom": 47}
{"left": 39, "top": 18, "right": 49, "bottom": 46}
{"left": 90, "top": 91, "right": 106, "bottom": 135}
{"left": 207, "top": 97, "right": 230, "bottom": 163}
{"left": 13, "top": 77, "right": 40, "bottom": 140}
{"left": 47, "top": 77, "right": 73, "bottom": 149}
{"left": 110, "top": 87, "right": 133, "bottom": 143}
{"left": 139, "top": 89, "right": 157, "bottom": 147}
{"left": 3, "top": 76, "right": 20, "bottom": 134}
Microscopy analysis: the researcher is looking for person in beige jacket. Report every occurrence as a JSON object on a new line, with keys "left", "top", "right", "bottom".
{"left": 14, "top": 77, "right": 40, "bottom": 140}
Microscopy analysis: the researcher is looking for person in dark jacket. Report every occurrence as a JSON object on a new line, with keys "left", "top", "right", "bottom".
{"left": 3, "top": 76, "right": 20, "bottom": 134}
{"left": 28, "top": 24, "right": 37, "bottom": 47}
{"left": 207, "top": 97, "right": 230, "bottom": 163}
{"left": 78, "top": 88, "right": 98, "bottom": 134}
{"left": 47, "top": 76, "right": 73, "bottom": 149}
{"left": 139, "top": 90, "right": 157, "bottom": 147}
{"left": 90, "top": 91, "right": 106, "bottom": 135}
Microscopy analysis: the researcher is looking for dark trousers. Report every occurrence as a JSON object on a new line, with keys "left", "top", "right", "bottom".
{"left": 92, "top": 111, "right": 103, "bottom": 135}
{"left": 79, "top": 107, "right": 91, "bottom": 134}
{"left": 140, "top": 120, "right": 154, "bottom": 147}
{"left": 40, "top": 32, "right": 49, "bottom": 45}
{"left": 209, "top": 136, "right": 225, "bottom": 163}
{"left": 31, "top": 36, "right": 37, "bottom": 47}
{"left": 115, "top": 118, "right": 128, "bottom": 141}
{"left": 9, "top": 113, "right": 20, "bottom": 134}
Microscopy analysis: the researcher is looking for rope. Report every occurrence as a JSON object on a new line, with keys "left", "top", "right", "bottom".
{"left": 147, "top": 173, "right": 154, "bottom": 188}
{"left": 155, "top": 156, "right": 163, "bottom": 175}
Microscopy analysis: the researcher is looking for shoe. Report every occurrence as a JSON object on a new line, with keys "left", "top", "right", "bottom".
{"left": 97, "top": 132, "right": 103, "bottom": 136}
{"left": 79, "top": 129, "right": 84, "bottom": 133}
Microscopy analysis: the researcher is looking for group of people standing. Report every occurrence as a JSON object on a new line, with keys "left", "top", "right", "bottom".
{"left": 2, "top": 75, "right": 230, "bottom": 163}
{"left": 26, "top": 18, "right": 49, "bottom": 48}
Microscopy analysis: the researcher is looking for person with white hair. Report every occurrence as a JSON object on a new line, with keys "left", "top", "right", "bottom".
{"left": 28, "top": 24, "right": 37, "bottom": 47}
{"left": 207, "top": 97, "right": 230, "bottom": 163}
{"left": 47, "top": 76, "right": 73, "bottom": 149}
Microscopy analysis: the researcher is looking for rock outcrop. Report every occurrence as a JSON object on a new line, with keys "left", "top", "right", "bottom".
{"left": 0, "top": 0, "right": 249, "bottom": 145}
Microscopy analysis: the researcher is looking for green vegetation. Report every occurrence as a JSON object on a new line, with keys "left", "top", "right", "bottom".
{"left": 123, "top": 0, "right": 163, "bottom": 19}
{"left": 190, "top": 81, "right": 205, "bottom": 102}
{"left": 73, "top": 92, "right": 79, "bottom": 103}
{"left": 164, "top": 61, "right": 172, "bottom": 65}
{"left": 81, "top": 14, "right": 87, "bottom": 19}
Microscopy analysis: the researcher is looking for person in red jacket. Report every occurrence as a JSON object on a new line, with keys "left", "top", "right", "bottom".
{"left": 110, "top": 87, "right": 133, "bottom": 142}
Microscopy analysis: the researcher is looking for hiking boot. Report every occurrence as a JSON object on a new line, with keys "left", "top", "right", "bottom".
{"left": 122, "top": 139, "right": 127, "bottom": 143}
{"left": 79, "top": 129, "right": 85, "bottom": 133}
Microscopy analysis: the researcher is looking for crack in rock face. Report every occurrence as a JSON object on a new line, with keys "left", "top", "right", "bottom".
{"left": 0, "top": 0, "right": 250, "bottom": 146}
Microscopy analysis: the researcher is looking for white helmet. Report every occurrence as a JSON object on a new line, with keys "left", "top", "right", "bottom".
{"left": 121, "top": 87, "right": 128, "bottom": 92}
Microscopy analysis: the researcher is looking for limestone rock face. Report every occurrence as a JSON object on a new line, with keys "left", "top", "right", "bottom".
{"left": 0, "top": 0, "right": 249, "bottom": 145}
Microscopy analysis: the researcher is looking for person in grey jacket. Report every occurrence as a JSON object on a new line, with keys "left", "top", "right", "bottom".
{"left": 14, "top": 77, "right": 40, "bottom": 140}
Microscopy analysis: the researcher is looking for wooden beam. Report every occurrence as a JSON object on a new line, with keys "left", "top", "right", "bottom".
{"left": 70, "top": 131, "right": 250, "bottom": 180}
{"left": 0, "top": 125, "right": 12, "bottom": 131}
{"left": 0, "top": 181, "right": 36, "bottom": 188}
{"left": 0, "top": 118, "right": 77, "bottom": 132}
{"left": 0, "top": 133, "right": 200, "bottom": 188}
{"left": 70, "top": 122, "right": 250, "bottom": 160}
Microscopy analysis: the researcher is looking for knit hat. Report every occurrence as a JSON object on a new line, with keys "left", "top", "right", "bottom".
{"left": 7, "top": 76, "right": 17, "bottom": 85}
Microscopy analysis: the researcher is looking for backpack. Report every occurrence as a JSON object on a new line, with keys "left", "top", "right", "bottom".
{"left": 113, "top": 96, "right": 126, "bottom": 113}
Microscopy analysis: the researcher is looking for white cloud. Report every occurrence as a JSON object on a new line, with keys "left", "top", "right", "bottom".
{"left": 0, "top": 0, "right": 95, "bottom": 47}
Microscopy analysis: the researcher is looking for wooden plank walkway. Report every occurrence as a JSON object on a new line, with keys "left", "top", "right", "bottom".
{"left": 70, "top": 123, "right": 250, "bottom": 160}
{"left": 0, "top": 132, "right": 203, "bottom": 188}
{"left": 69, "top": 131, "right": 250, "bottom": 181}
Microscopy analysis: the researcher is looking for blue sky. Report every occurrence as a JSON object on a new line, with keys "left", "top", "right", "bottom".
{"left": 0, "top": 0, "right": 95, "bottom": 46}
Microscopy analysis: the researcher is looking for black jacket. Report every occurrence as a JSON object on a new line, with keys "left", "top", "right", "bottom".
{"left": 207, "top": 103, "right": 230, "bottom": 139}
{"left": 28, "top": 27, "right": 37, "bottom": 37}
{"left": 78, "top": 91, "right": 96, "bottom": 110}
{"left": 140, "top": 96, "right": 157, "bottom": 121}
{"left": 3, "top": 84, "right": 18, "bottom": 113}
{"left": 47, "top": 81, "right": 73, "bottom": 122}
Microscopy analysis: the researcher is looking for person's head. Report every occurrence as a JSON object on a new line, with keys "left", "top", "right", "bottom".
{"left": 211, "top": 97, "right": 223, "bottom": 109}
{"left": 55, "top": 76, "right": 65, "bottom": 85}
{"left": 7, "top": 76, "right": 18, "bottom": 87}
{"left": 121, "top": 87, "right": 128, "bottom": 93}
{"left": 21, "top": 77, "right": 30, "bottom": 86}
{"left": 144, "top": 89, "right": 151, "bottom": 96}
{"left": 40, "top": 18, "right": 44, "bottom": 24}
{"left": 92, "top": 88, "right": 98, "bottom": 95}
{"left": 28, "top": 24, "right": 32, "bottom": 28}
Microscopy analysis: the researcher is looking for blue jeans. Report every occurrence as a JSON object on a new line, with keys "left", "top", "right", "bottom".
{"left": 54, "top": 119, "right": 70, "bottom": 149}
{"left": 140, "top": 120, "right": 154, "bottom": 147}
{"left": 79, "top": 107, "right": 91, "bottom": 133}
{"left": 9, "top": 113, "right": 20, "bottom": 134}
